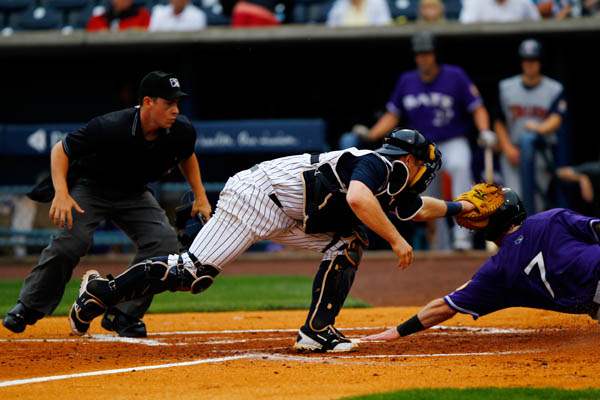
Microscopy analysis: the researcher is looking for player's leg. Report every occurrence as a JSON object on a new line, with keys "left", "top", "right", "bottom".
{"left": 271, "top": 227, "right": 367, "bottom": 352}
{"left": 69, "top": 178, "right": 287, "bottom": 335}
{"left": 518, "top": 132, "right": 541, "bottom": 214}
{"left": 103, "top": 190, "right": 181, "bottom": 337}
{"left": 3, "top": 185, "right": 106, "bottom": 333}
{"left": 444, "top": 137, "right": 473, "bottom": 250}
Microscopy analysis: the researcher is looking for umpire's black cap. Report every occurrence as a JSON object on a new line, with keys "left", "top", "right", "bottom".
{"left": 412, "top": 31, "right": 435, "bottom": 53}
{"left": 139, "top": 71, "right": 188, "bottom": 101}
{"left": 518, "top": 39, "right": 542, "bottom": 60}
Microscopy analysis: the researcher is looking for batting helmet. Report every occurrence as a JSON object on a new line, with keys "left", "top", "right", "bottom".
{"left": 412, "top": 31, "right": 435, "bottom": 53}
{"left": 483, "top": 188, "right": 527, "bottom": 242}
{"left": 518, "top": 39, "right": 542, "bottom": 60}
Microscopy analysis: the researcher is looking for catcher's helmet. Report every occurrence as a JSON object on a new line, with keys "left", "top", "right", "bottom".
{"left": 376, "top": 128, "right": 442, "bottom": 193}
{"left": 483, "top": 188, "right": 527, "bottom": 242}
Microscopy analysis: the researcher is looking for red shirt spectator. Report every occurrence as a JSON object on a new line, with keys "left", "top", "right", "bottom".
{"left": 87, "top": 0, "right": 150, "bottom": 31}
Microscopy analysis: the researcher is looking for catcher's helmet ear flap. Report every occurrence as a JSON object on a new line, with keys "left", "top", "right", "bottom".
{"left": 483, "top": 188, "right": 527, "bottom": 242}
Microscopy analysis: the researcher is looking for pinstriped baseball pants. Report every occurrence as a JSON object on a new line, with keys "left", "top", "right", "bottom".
{"left": 188, "top": 162, "right": 354, "bottom": 270}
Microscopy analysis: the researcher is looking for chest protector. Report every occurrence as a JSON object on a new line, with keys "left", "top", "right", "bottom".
{"left": 301, "top": 149, "right": 411, "bottom": 235}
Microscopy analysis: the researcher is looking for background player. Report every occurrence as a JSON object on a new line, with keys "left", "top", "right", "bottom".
{"left": 68, "top": 129, "right": 475, "bottom": 352}
{"left": 495, "top": 38, "right": 567, "bottom": 215}
{"left": 2, "top": 71, "right": 211, "bottom": 338}
{"left": 363, "top": 188, "right": 600, "bottom": 342}
{"left": 341, "top": 31, "right": 495, "bottom": 250}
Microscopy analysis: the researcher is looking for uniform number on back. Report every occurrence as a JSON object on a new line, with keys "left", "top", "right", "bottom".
{"left": 524, "top": 252, "right": 555, "bottom": 298}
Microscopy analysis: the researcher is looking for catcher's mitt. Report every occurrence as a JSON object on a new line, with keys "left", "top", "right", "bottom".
{"left": 454, "top": 183, "right": 505, "bottom": 230}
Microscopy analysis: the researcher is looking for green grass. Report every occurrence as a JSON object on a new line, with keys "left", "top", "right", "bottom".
{"left": 0, "top": 275, "right": 369, "bottom": 316}
{"left": 343, "top": 388, "right": 600, "bottom": 400}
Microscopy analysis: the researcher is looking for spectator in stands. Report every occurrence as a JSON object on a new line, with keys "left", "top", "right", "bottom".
{"left": 494, "top": 39, "right": 567, "bottom": 215}
{"left": 231, "top": 0, "right": 286, "bottom": 27}
{"left": 149, "top": 0, "right": 207, "bottom": 31}
{"left": 2, "top": 71, "right": 211, "bottom": 338}
{"left": 534, "top": 0, "right": 580, "bottom": 19}
{"left": 326, "top": 0, "right": 391, "bottom": 26}
{"left": 339, "top": 32, "right": 495, "bottom": 250}
{"left": 460, "top": 0, "right": 540, "bottom": 23}
{"left": 417, "top": 0, "right": 445, "bottom": 23}
{"left": 582, "top": 0, "right": 600, "bottom": 14}
{"left": 86, "top": 0, "right": 151, "bottom": 31}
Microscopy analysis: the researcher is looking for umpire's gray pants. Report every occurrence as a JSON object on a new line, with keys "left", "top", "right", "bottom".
{"left": 18, "top": 183, "right": 179, "bottom": 319}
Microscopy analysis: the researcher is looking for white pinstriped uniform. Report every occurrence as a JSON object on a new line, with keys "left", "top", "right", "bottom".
{"left": 188, "top": 149, "right": 376, "bottom": 270}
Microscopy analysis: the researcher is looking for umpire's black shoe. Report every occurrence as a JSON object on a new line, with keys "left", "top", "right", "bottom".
{"left": 293, "top": 325, "right": 357, "bottom": 353}
{"left": 101, "top": 308, "right": 147, "bottom": 338}
{"left": 69, "top": 270, "right": 107, "bottom": 336}
{"left": 2, "top": 302, "right": 44, "bottom": 334}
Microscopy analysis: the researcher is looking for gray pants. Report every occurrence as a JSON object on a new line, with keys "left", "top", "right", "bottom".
{"left": 19, "top": 182, "right": 179, "bottom": 319}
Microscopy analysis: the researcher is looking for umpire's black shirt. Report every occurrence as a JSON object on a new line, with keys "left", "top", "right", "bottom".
{"left": 62, "top": 107, "right": 196, "bottom": 194}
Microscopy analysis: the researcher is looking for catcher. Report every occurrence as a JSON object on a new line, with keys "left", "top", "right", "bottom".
{"left": 363, "top": 185, "right": 600, "bottom": 342}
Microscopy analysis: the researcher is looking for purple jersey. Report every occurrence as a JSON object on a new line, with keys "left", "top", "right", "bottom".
{"left": 386, "top": 65, "right": 483, "bottom": 143}
{"left": 445, "top": 209, "right": 600, "bottom": 319}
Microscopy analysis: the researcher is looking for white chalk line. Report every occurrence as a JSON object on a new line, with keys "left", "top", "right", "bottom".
{"left": 0, "top": 349, "right": 541, "bottom": 389}
{"left": 0, "top": 326, "right": 537, "bottom": 347}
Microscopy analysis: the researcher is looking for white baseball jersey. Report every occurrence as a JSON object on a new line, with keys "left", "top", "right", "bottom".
{"left": 188, "top": 148, "right": 415, "bottom": 270}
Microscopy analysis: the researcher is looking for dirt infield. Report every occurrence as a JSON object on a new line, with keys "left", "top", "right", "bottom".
{"left": 1, "top": 308, "right": 599, "bottom": 399}
{"left": 1, "top": 252, "right": 599, "bottom": 399}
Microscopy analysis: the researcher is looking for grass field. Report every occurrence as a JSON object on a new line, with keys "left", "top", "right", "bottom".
{"left": 0, "top": 275, "right": 369, "bottom": 316}
{"left": 346, "top": 388, "right": 600, "bottom": 400}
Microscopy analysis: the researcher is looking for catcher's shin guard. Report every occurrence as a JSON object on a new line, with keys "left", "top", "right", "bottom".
{"left": 82, "top": 252, "right": 221, "bottom": 307}
{"left": 304, "top": 238, "right": 363, "bottom": 332}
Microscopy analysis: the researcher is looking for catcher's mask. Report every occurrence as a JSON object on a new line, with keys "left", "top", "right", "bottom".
{"left": 483, "top": 188, "right": 527, "bottom": 242}
{"left": 376, "top": 128, "right": 442, "bottom": 194}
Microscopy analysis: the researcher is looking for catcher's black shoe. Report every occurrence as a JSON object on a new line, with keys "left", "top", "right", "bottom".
{"left": 2, "top": 302, "right": 44, "bottom": 334}
{"left": 293, "top": 325, "right": 357, "bottom": 353}
{"left": 101, "top": 308, "right": 147, "bottom": 338}
{"left": 69, "top": 270, "right": 107, "bottom": 336}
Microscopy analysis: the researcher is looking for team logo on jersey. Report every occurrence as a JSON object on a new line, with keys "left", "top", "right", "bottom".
{"left": 169, "top": 78, "right": 180, "bottom": 88}
{"left": 514, "top": 235, "right": 524, "bottom": 245}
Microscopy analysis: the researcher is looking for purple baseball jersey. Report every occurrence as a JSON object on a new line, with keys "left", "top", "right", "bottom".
{"left": 386, "top": 65, "right": 483, "bottom": 143}
{"left": 445, "top": 209, "right": 600, "bottom": 319}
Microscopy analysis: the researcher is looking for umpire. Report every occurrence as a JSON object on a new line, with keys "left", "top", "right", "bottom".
{"left": 2, "top": 71, "right": 211, "bottom": 337}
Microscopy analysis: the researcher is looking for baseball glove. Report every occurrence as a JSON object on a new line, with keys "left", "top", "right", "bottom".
{"left": 454, "top": 183, "right": 505, "bottom": 230}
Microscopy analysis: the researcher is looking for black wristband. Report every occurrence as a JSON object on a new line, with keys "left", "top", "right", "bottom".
{"left": 395, "top": 314, "right": 425, "bottom": 337}
{"left": 445, "top": 201, "right": 463, "bottom": 217}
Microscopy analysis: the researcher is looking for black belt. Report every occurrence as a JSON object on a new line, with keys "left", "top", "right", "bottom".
{"left": 269, "top": 193, "right": 282, "bottom": 208}
{"left": 310, "top": 153, "right": 320, "bottom": 164}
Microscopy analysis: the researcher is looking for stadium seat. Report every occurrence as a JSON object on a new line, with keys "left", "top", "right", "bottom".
{"left": 443, "top": 0, "right": 461, "bottom": 20}
{"left": 14, "top": 6, "right": 62, "bottom": 30}
{"left": 45, "top": 0, "right": 89, "bottom": 11}
{"left": 191, "top": 0, "right": 230, "bottom": 25}
{"left": 0, "top": 0, "right": 32, "bottom": 29}
{"left": 292, "top": 0, "right": 334, "bottom": 24}
{"left": 386, "top": 0, "right": 418, "bottom": 21}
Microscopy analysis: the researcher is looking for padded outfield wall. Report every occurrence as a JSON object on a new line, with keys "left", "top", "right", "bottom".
{"left": 1, "top": 18, "right": 599, "bottom": 167}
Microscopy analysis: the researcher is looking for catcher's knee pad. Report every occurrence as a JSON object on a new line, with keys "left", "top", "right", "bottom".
{"left": 100, "top": 252, "right": 220, "bottom": 304}
{"left": 306, "top": 242, "right": 363, "bottom": 332}
{"left": 165, "top": 252, "right": 220, "bottom": 294}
